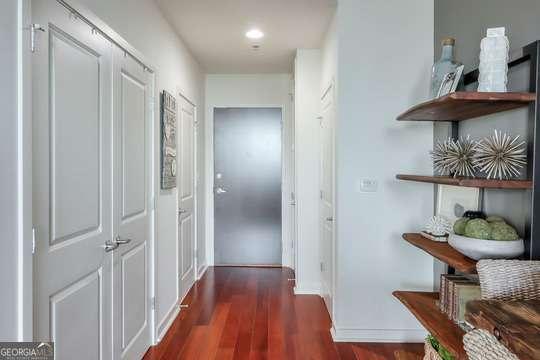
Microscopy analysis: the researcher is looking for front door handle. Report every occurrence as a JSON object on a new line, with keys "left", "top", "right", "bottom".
{"left": 178, "top": 209, "right": 187, "bottom": 215}
{"left": 326, "top": 217, "right": 334, "bottom": 222}
{"left": 115, "top": 235, "right": 131, "bottom": 245}
{"left": 215, "top": 187, "right": 227, "bottom": 194}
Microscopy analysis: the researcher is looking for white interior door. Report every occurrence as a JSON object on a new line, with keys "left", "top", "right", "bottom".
{"left": 178, "top": 97, "right": 196, "bottom": 301}
{"left": 112, "top": 47, "right": 152, "bottom": 360}
{"left": 319, "top": 85, "right": 335, "bottom": 316}
{"left": 32, "top": 1, "right": 113, "bottom": 359}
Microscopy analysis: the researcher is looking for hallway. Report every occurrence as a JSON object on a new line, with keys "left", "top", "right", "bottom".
{"left": 143, "top": 267, "right": 423, "bottom": 359}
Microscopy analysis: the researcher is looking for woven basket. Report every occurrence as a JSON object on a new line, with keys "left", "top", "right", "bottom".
{"left": 476, "top": 259, "right": 540, "bottom": 300}
{"left": 423, "top": 340, "right": 442, "bottom": 360}
{"left": 463, "top": 329, "right": 519, "bottom": 360}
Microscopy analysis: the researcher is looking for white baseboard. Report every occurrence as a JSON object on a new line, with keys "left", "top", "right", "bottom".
{"left": 197, "top": 263, "right": 208, "bottom": 280}
{"left": 155, "top": 302, "right": 180, "bottom": 344}
{"left": 293, "top": 282, "right": 321, "bottom": 295}
{"left": 331, "top": 325, "right": 427, "bottom": 343}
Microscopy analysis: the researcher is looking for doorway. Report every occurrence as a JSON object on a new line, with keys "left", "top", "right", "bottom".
{"left": 213, "top": 108, "right": 283, "bottom": 265}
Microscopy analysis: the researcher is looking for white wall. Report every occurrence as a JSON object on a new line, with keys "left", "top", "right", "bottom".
{"left": 331, "top": 0, "right": 435, "bottom": 342}
{"left": 294, "top": 50, "right": 322, "bottom": 294}
{"left": 1, "top": 0, "right": 20, "bottom": 341}
{"left": 70, "top": 0, "right": 205, "bottom": 342}
{"left": 205, "top": 74, "right": 294, "bottom": 267}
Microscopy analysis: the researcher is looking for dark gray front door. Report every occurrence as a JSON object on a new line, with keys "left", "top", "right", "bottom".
{"left": 214, "top": 108, "right": 282, "bottom": 265}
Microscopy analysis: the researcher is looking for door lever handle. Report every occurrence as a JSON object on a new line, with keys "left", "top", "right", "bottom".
{"left": 178, "top": 209, "right": 187, "bottom": 214}
{"left": 104, "top": 240, "right": 119, "bottom": 252}
{"left": 215, "top": 187, "right": 227, "bottom": 194}
{"left": 325, "top": 217, "right": 334, "bottom": 222}
{"left": 115, "top": 235, "right": 131, "bottom": 245}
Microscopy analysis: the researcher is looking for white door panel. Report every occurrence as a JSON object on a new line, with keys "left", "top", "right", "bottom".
{"left": 178, "top": 98, "right": 196, "bottom": 301}
{"left": 33, "top": 2, "right": 113, "bottom": 359}
{"left": 34, "top": 2, "right": 153, "bottom": 359}
{"left": 320, "top": 85, "right": 335, "bottom": 317}
{"left": 113, "top": 47, "right": 152, "bottom": 360}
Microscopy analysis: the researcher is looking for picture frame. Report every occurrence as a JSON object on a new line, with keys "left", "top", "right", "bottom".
{"left": 437, "top": 64, "right": 464, "bottom": 98}
{"left": 436, "top": 184, "right": 480, "bottom": 224}
{"left": 160, "top": 90, "right": 177, "bottom": 190}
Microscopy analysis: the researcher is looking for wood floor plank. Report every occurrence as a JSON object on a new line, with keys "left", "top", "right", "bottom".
{"left": 142, "top": 267, "right": 423, "bottom": 360}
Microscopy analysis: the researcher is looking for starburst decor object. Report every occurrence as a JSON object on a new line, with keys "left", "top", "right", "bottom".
{"left": 475, "top": 130, "right": 527, "bottom": 180}
{"left": 431, "top": 138, "right": 454, "bottom": 175}
{"left": 425, "top": 215, "right": 452, "bottom": 236}
{"left": 446, "top": 136, "right": 478, "bottom": 178}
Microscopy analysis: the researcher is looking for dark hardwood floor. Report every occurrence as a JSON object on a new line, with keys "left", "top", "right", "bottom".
{"left": 143, "top": 267, "right": 423, "bottom": 360}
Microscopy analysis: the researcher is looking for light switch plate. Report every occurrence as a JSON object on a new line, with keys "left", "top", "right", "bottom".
{"left": 356, "top": 179, "right": 378, "bottom": 193}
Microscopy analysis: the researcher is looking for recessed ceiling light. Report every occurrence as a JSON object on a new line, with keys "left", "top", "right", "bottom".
{"left": 245, "top": 29, "right": 264, "bottom": 40}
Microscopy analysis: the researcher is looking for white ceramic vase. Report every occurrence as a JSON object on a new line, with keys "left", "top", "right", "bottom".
{"left": 478, "top": 27, "right": 509, "bottom": 92}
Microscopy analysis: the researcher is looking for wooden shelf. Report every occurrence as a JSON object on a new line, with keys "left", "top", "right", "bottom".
{"left": 397, "top": 91, "right": 535, "bottom": 121}
{"left": 393, "top": 291, "right": 467, "bottom": 360}
{"left": 394, "top": 350, "right": 423, "bottom": 360}
{"left": 403, "top": 233, "right": 477, "bottom": 274}
{"left": 396, "top": 174, "right": 533, "bottom": 189}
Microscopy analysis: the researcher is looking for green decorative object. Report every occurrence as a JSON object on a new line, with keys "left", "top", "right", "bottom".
{"left": 490, "top": 222, "right": 519, "bottom": 241}
{"left": 486, "top": 215, "right": 505, "bottom": 223}
{"left": 453, "top": 217, "right": 469, "bottom": 235}
{"left": 464, "top": 218, "right": 491, "bottom": 239}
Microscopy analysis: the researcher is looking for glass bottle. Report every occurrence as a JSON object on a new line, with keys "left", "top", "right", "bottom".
{"left": 431, "top": 38, "right": 463, "bottom": 98}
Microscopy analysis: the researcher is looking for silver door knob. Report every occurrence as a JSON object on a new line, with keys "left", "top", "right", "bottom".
{"left": 115, "top": 235, "right": 131, "bottom": 245}
{"left": 104, "top": 240, "right": 119, "bottom": 252}
{"left": 326, "top": 217, "right": 334, "bottom": 222}
{"left": 215, "top": 187, "right": 227, "bottom": 194}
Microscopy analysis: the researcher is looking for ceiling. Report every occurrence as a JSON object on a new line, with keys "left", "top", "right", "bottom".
{"left": 155, "top": 0, "right": 337, "bottom": 73}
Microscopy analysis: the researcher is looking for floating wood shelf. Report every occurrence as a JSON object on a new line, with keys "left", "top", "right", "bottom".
{"left": 394, "top": 350, "right": 423, "bottom": 360}
{"left": 403, "top": 233, "right": 477, "bottom": 274}
{"left": 396, "top": 174, "right": 533, "bottom": 189}
{"left": 393, "top": 291, "right": 467, "bottom": 360}
{"left": 397, "top": 92, "right": 535, "bottom": 121}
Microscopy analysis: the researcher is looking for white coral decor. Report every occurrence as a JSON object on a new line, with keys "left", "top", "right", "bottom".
{"left": 425, "top": 216, "right": 452, "bottom": 236}
{"left": 475, "top": 130, "right": 527, "bottom": 180}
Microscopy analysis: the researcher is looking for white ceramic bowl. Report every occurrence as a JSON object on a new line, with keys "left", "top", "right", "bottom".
{"left": 448, "top": 233, "right": 524, "bottom": 260}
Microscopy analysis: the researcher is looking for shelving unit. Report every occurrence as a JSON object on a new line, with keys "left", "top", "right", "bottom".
{"left": 396, "top": 91, "right": 535, "bottom": 122}
{"left": 396, "top": 174, "right": 532, "bottom": 189}
{"left": 393, "top": 292, "right": 468, "bottom": 360}
{"left": 393, "top": 41, "right": 540, "bottom": 360}
{"left": 402, "top": 233, "right": 477, "bottom": 274}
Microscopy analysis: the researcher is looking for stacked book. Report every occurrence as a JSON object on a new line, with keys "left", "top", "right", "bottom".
{"left": 439, "top": 274, "right": 481, "bottom": 324}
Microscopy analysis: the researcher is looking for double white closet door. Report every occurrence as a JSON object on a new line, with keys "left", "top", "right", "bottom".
{"left": 33, "top": 1, "right": 152, "bottom": 359}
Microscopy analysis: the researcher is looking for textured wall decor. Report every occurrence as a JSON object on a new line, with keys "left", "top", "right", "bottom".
{"left": 161, "top": 90, "right": 177, "bottom": 189}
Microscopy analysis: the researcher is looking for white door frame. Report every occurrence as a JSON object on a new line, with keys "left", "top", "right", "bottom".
{"left": 22, "top": 0, "right": 159, "bottom": 345}
{"left": 205, "top": 104, "right": 294, "bottom": 267}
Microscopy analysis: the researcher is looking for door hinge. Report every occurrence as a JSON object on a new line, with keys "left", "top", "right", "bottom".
{"left": 32, "top": 227, "right": 36, "bottom": 254}
{"left": 30, "top": 24, "right": 46, "bottom": 53}
{"left": 151, "top": 296, "right": 156, "bottom": 310}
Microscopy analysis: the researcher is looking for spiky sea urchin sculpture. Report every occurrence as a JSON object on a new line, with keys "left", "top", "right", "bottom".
{"left": 431, "top": 138, "right": 454, "bottom": 175}
{"left": 475, "top": 130, "right": 527, "bottom": 180}
{"left": 425, "top": 215, "right": 452, "bottom": 236}
{"left": 446, "top": 136, "right": 478, "bottom": 178}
